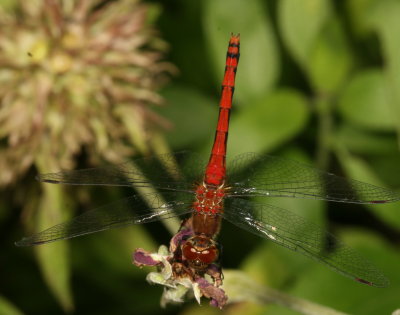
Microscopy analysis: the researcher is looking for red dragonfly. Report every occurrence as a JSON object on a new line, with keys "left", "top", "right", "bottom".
{"left": 17, "top": 34, "right": 399, "bottom": 288}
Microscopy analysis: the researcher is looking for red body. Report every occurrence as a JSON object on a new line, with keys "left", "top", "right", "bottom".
{"left": 182, "top": 34, "right": 240, "bottom": 270}
{"left": 204, "top": 34, "right": 240, "bottom": 187}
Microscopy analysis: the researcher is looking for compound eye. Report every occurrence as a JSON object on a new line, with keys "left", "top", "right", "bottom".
{"left": 198, "top": 246, "right": 218, "bottom": 264}
{"left": 182, "top": 241, "right": 219, "bottom": 266}
{"left": 182, "top": 242, "right": 199, "bottom": 261}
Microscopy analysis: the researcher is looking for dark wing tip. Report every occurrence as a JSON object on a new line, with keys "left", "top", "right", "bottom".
{"left": 370, "top": 200, "right": 390, "bottom": 204}
{"left": 355, "top": 276, "right": 390, "bottom": 288}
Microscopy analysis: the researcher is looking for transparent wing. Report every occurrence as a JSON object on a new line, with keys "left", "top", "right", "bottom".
{"left": 36, "top": 152, "right": 207, "bottom": 192}
{"left": 223, "top": 198, "right": 389, "bottom": 287}
{"left": 16, "top": 192, "right": 194, "bottom": 246}
{"left": 227, "top": 153, "right": 400, "bottom": 204}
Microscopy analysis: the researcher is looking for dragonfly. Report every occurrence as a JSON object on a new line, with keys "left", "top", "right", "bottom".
{"left": 17, "top": 34, "right": 399, "bottom": 288}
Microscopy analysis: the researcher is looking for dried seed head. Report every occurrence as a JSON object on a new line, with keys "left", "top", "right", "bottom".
{"left": 0, "top": 0, "right": 174, "bottom": 185}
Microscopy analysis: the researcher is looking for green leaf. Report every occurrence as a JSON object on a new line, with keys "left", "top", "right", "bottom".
{"left": 227, "top": 89, "right": 310, "bottom": 157}
{"left": 345, "top": 0, "right": 378, "bottom": 36}
{"left": 366, "top": 0, "right": 400, "bottom": 136}
{"left": 279, "top": 0, "right": 330, "bottom": 67}
{"left": 279, "top": 2, "right": 353, "bottom": 94}
{"left": 335, "top": 148, "right": 400, "bottom": 229}
{"left": 338, "top": 69, "right": 396, "bottom": 131}
{"left": 283, "top": 229, "right": 400, "bottom": 315}
{"left": 307, "top": 18, "right": 353, "bottom": 94}
{"left": 0, "top": 296, "right": 23, "bottom": 315}
{"left": 335, "top": 124, "right": 398, "bottom": 154}
{"left": 241, "top": 243, "right": 294, "bottom": 288}
{"left": 346, "top": 0, "right": 400, "bottom": 136}
{"left": 158, "top": 85, "right": 216, "bottom": 149}
{"left": 203, "top": 0, "right": 279, "bottom": 104}
{"left": 369, "top": 154, "right": 400, "bottom": 188}
{"left": 35, "top": 184, "right": 73, "bottom": 312}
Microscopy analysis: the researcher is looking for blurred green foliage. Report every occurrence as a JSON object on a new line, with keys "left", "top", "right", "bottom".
{"left": 2, "top": 0, "right": 400, "bottom": 314}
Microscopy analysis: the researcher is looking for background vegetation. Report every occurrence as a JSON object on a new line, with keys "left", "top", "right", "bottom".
{"left": 1, "top": 0, "right": 400, "bottom": 314}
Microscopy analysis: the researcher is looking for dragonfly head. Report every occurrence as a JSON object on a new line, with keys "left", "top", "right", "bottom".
{"left": 182, "top": 235, "right": 219, "bottom": 270}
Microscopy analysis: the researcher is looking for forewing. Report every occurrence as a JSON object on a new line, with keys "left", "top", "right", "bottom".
{"left": 16, "top": 192, "right": 194, "bottom": 246}
{"left": 227, "top": 153, "right": 400, "bottom": 204}
{"left": 223, "top": 198, "right": 389, "bottom": 287}
{"left": 37, "top": 152, "right": 206, "bottom": 192}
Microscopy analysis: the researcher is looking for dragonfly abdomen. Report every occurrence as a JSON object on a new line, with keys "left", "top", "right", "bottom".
{"left": 205, "top": 34, "right": 240, "bottom": 186}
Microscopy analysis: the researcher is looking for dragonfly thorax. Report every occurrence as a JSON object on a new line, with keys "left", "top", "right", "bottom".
{"left": 193, "top": 182, "right": 225, "bottom": 215}
{"left": 182, "top": 235, "right": 219, "bottom": 270}
{"left": 192, "top": 182, "right": 225, "bottom": 238}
